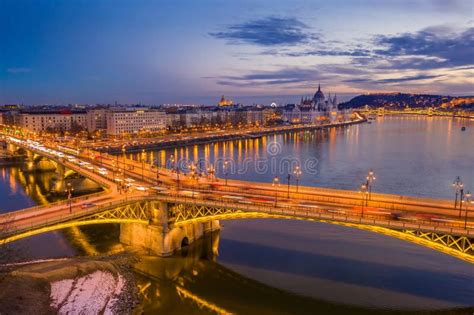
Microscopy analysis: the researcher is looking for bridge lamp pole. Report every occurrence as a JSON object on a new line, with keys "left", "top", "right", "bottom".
{"left": 272, "top": 176, "right": 280, "bottom": 207}
{"left": 366, "top": 169, "right": 376, "bottom": 201}
{"left": 170, "top": 155, "right": 180, "bottom": 190}
{"left": 207, "top": 165, "right": 215, "bottom": 183}
{"left": 156, "top": 164, "right": 160, "bottom": 186}
{"left": 65, "top": 182, "right": 74, "bottom": 214}
{"left": 121, "top": 145, "right": 126, "bottom": 178}
{"left": 223, "top": 161, "right": 229, "bottom": 186}
{"left": 293, "top": 166, "right": 302, "bottom": 193}
{"left": 190, "top": 162, "right": 197, "bottom": 198}
{"left": 141, "top": 149, "right": 145, "bottom": 181}
{"left": 452, "top": 176, "right": 463, "bottom": 214}
{"left": 287, "top": 173, "right": 291, "bottom": 198}
{"left": 463, "top": 191, "right": 471, "bottom": 229}
{"left": 359, "top": 183, "right": 368, "bottom": 217}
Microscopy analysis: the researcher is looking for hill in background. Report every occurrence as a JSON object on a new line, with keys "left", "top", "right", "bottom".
{"left": 339, "top": 93, "right": 474, "bottom": 111}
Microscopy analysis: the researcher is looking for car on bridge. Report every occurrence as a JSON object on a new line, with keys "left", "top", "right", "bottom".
{"left": 81, "top": 203, "right": 96, "bottom": 209}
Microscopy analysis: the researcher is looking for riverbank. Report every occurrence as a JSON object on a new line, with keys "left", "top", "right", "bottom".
{"left": 0, "top": 253, "right": 139, "bottom": 314}
{"left": 366, "top": 111, "right": 474, "bottom": 120}
{"left": 97, "top": 117, "right": 366, "bottom": 153}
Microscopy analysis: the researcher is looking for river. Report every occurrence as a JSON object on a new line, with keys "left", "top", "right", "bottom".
{"left": 1, "top": 115, "right": 473, "bottom": 313}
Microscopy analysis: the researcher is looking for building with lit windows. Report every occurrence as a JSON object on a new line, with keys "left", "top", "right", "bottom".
{"left": 106, "top": 108, "right": 167, "bottom": 135}
{"left": 18, "top": 109, "right": 87, "bottom": 132}
{"left": 86, "top": 108, "right": 108, "bottom": 132}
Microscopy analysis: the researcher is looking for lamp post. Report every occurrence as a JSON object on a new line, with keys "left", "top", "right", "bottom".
{"left": 223, "top": 161, "right": 229, "bottom": 186}
{"left": 463, "top": 191, "right": 471, "bottom": 229}
{"left": 170, "top": 154, "right": 180, "bottom": 190}
{"left": 359, "top": 183, "right": 368, "bottom": 217}
{"left": 272, "top": 176, "right": 280, "bottom": 207}
{"left": 121, "top": 144, "right": 126, "bottom": 179}
{"left": 156, "top": 166, "right": 160, "bottom": 186}
{"left": 65, "top": 182, "right": 74, "bottom": 214}
{"left": 141, "top": 149, "right": 145, "bottom": 181}
{"left": 114, "top": 154, "right": 119, "bottom": 181}
{"left": 207, "top": 165, "right": 215, "bottom": 183}
{"left": 366, "top": 169, "right": 376, "bottom": 201}
{"left": 190, "top": 162, "right": 198, "bottom": 198}
{"left": 293, "top": 166, "right": 302, "bottom": 192}
{"left": 287, "top": 173, "right": 291, "bottom": 198}
{"left": 452, "top": 176, "right": 463, "bottom": 215}
{"left": 452, "top": 176, "right": 463, "bottom": 209}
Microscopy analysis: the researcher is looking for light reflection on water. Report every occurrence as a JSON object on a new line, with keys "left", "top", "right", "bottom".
{"left": 128, "top": 116, "right": 474, "bottom": 199}
{"left": 1, "top": 116, "right": 473, "bottom": 312}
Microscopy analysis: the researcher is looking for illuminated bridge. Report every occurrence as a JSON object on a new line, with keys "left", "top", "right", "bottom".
{"left": 0, "top": 135, "right": 473, "bottom": 264}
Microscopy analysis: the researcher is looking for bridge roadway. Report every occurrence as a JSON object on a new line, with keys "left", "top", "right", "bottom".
{"left": 0, "top": 135, "right": 473, "bottom": 262}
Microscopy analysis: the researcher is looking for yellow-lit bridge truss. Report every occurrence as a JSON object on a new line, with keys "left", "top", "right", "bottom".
{"left": 1, "top": 199, "right": 473, "bottom": 263}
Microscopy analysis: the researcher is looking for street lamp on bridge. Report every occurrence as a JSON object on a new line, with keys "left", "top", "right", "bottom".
{"left": 141, "top": 149, "right": 145, "bottom": 181}
{"left": 190, "top": 162, "right": 198, "bottom": 198}
{"left": 463, "top": 191, "right": 471, "bottom": 229}
{"left": 452, "top": 176, "right": 464, "bottom": 216}
{"left": 207, "top": 165, "right": 215, "bottom": 183}
{"left": 65, "top": 182, "right": 74, "bottom": 214}
{"left": 272, "top": 176, "right": 280, "bottom": 207}
{"left": 223, "top": 161, "right": 229, "bottom": 186}
{"left": 170, "top": 154, "right": 180, "bottom": 190}
{"left": 286, "top": 173, "right": 291, "bottom": 198}
{"left": 121, "top": 145, "right": 126, "bottom": 178}
{"left": 293, "top": 166, "right": 302, "bottom": 193}
{"left": 359, "top": 183, "right": 368, "bottom": 216}
{"left": 366, "top": 169, "right": 376, "bottom": 200}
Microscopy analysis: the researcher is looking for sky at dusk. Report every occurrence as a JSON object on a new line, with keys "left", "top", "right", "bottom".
{"left": 1, "top": 0, "right": 473, "bottom": 105}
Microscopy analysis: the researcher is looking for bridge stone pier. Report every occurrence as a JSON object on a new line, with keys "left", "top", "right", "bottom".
{"left": 120, "top": 201, "right": 221, "bottom": 256}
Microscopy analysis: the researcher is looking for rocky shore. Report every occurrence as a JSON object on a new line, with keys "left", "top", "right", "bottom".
{"left": 0, "top": 253, "right": 140, "bottom": 315}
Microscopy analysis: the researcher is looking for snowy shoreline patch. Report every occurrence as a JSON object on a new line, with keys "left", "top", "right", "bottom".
{"left": 50, "top": 270, "right": 125, "bottom": 314}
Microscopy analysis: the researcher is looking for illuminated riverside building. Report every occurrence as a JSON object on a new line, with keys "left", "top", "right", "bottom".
{"left": 282, "top": 84, "right": 340, "bottom": 124}
{"left": 4, "top": 102, "right": 278, "bottom": 135}
{"left": 18, "top": 109, "right": 87, "bottom": 132}
{"left": 106, "top": 108, "right": 167, "bottom": 136}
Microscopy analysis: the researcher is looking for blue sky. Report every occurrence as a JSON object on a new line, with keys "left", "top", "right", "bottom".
{"left": 1, "top": 0, "right": 473, "bottom": 105}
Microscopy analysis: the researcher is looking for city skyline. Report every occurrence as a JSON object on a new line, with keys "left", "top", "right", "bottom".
{"left": 1, "top": 0, "right": 473, "bottom": 105}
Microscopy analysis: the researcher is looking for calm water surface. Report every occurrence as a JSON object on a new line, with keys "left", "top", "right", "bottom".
{"left": 1, "top": 116, "right": 473, "bottom": 313}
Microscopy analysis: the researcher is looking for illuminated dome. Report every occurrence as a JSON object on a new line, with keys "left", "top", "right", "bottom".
{"left": 313, "top": 84, "right": 325, "bottom": 102}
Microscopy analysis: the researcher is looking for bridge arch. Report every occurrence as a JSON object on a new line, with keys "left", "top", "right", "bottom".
{"left": 181, "top": 236, "right": 189, "bottom": 247}
{"left": 168, "top": 203, "right": 474, "bottom": 264}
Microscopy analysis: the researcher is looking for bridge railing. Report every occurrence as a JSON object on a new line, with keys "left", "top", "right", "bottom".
{"left": 0, "top": 195, "right": 150, "bottom": 239}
